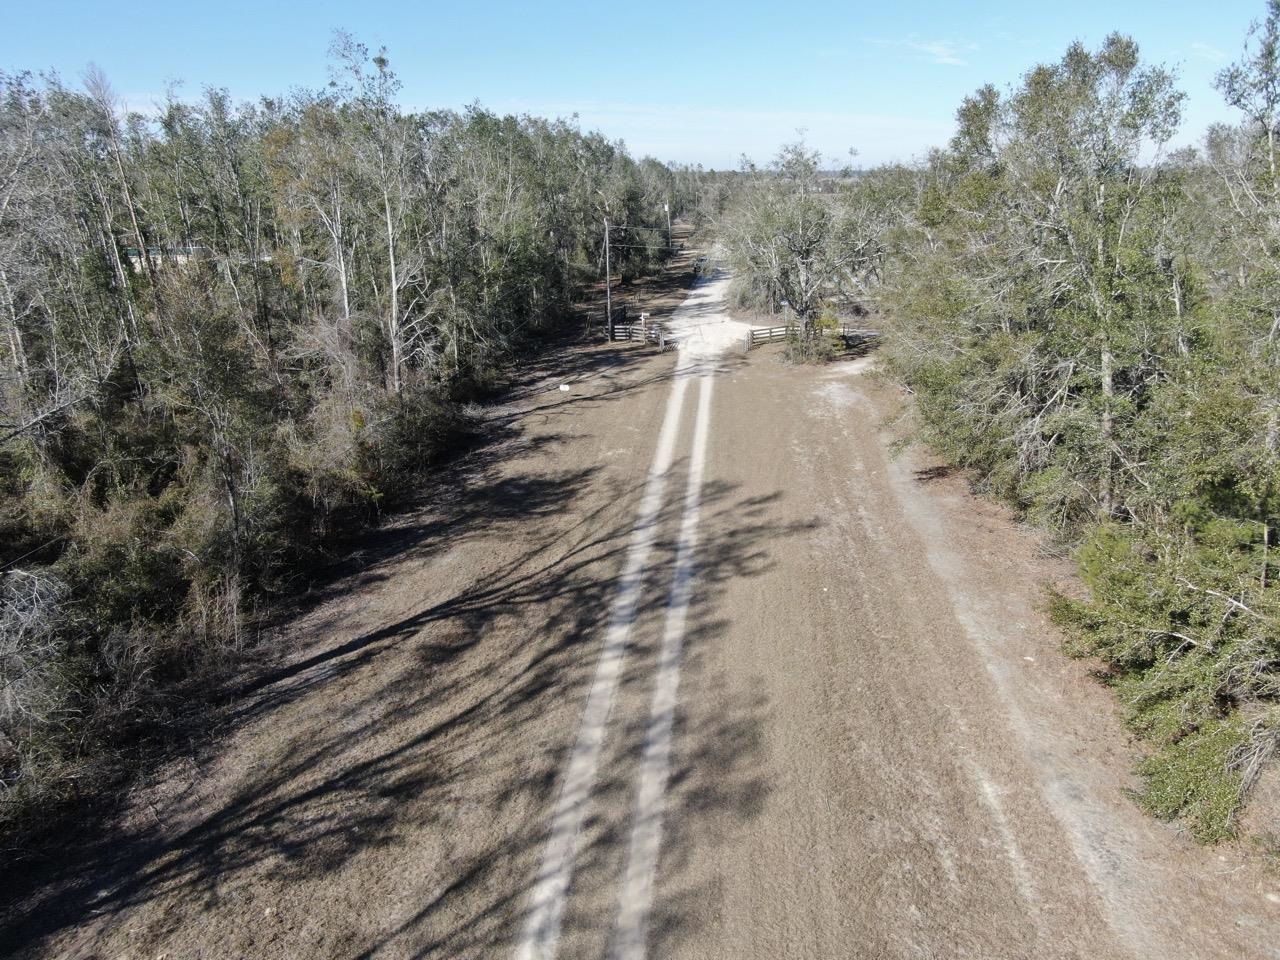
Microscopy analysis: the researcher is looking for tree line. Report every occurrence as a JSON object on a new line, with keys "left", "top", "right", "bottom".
{"left": 720, "top": 9, "right": 1280, "bottom": 841}
{"left": 0, "top": 36, "right": 703, "bottom": 831}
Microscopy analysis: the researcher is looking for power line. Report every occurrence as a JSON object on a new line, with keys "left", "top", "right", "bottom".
{"left": 601, "top": 242, "right": 685, "bottom": 251}
{"left": 1, "top": 533, "right": 68, "bottom": 572}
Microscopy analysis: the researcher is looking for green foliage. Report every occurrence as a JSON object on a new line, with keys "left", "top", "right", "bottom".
{"left": 817, "top": 302, "right": 840, "bottom": 332}
{"left": 718, "top": 145, "right": 914, "bottom": 367}
{"left": 1136, "top": 720, "right": 1248, "bottom": 843}
{"left": 0, "top": 48, "right": 700, "bottom": 830}
{"left": 875, "top": 26, "right": 1280, "bottom": 840}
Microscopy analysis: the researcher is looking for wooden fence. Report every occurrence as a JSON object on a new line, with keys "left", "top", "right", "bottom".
{"left": 746, "top": 325, "right": 793, "bottom": 348}
{"left": 604, "top": 317, "right": 878, "bottom": 354}
{"left": 609, "top": 322, "right": 679, "bottom": 350}
{"left": 745, "top": 324, "right": 881, "bottom": 351}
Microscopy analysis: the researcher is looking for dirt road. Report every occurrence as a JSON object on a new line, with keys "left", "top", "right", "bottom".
{"left": 8, "top": 276, "right": 1279, "bottom": 959}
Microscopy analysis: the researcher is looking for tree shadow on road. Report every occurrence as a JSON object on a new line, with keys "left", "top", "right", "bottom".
{"left": 331, "top": 476, "right": 812, "bottom": 960}
{"left": 1, "top": 349, "right": 815, "bottom": 960}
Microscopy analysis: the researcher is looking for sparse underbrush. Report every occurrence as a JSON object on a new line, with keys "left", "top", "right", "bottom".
{"left": 783, "top": 304, "right": 843, "bottom": 363}
{"left": 715, "top": 13, "right": 1280, "bottom": 842}
{"left": 876, "top": 29, "right": 1280, "bottom": 841}
{"left": 0, "top": 43, "right": 710, "bottom": 843}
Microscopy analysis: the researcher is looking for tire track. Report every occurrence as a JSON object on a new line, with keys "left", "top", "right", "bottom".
{"left": 514, "top": 354, "right": 696, "bottom": 960}
{"left": 611, "top": 367, "right": 716, "bottom": 960}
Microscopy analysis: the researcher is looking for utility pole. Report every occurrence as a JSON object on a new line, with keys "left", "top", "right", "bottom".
{"left": 604, "top": 216, "right": 613, "bottom": 340}
{"left": 664, "top": 200, "right": 671, "bottom": 258}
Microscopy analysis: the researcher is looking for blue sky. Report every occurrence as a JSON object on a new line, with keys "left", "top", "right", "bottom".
{"left": 1, "top": 1, "right": 1269, "bottom": 168}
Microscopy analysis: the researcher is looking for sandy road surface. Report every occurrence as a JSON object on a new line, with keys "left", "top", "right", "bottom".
{"left": 7, "top": 277, "right": 1280, "bottom": 959}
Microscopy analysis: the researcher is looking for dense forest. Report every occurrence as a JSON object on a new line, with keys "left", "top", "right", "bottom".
{"left": 7, "top": 10, "right": 1280, "bottom": 855}
{"left": 0, "top": 37, "right": 704, "bottom": 832}
{"left": 721, "top": 12, "right": 1280, "bottom": 840}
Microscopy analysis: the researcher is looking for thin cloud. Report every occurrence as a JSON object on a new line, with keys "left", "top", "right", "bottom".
{"left": 870, "top": 35, "right": 978, "bottom": 67}
{"left": 905, "top": 39, "right": 975, "bottom": 66}
{"left": 1190, "top": 41, "right": 1227, "bottom": 63}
